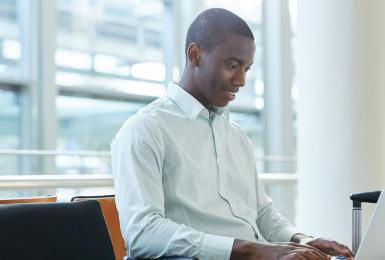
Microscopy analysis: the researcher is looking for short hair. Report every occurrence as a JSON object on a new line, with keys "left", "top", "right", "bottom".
{"left": 185, "top": 8, "right": 254, "bottom": 55}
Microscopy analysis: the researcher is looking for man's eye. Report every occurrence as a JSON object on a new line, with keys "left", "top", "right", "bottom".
{"left": 227, "top": 64, "right": 237, "bottom": 70}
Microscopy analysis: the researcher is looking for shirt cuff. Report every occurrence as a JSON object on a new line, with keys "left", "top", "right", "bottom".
{"left": 199, "top": 233, "right": 234, "bottom": 260}
{"left": 276, "top": 226, "right": 302, "bottom": 242}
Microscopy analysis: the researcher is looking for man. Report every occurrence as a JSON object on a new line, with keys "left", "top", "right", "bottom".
{"left": 111, "top": 8, "right": 353, "bottom": 260}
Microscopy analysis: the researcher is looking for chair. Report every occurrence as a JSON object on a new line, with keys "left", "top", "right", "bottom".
{"left": 0, "top": 194, "right": 57, "bottom": 204}
{"left": 72, "top": 195, "right": 126, "bottom": 260}
{"left": 71, "top": 195, "right": 197, "bottom": 260}
{"left": 0, "top": 200, "right": 115, "bottom": 260}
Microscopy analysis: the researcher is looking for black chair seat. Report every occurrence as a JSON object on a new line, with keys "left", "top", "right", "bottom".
{"left": 0, "top": 200, "right": 115, "bottom": 260}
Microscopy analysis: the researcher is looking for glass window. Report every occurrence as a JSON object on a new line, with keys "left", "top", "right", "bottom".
{"left": 0, "top": 0, "right": 21, "bottom": 78}
{"left": 55, "top": 1, "right": 168, "bottom": 175}
{"left": 56, "top": 0, "right": 166, "bottom": 96}
{"left": 56, "top": 95, "right": 146, "bottom": 174}
{"left": 0, "top": 86, "right": 20, "bottom": 175}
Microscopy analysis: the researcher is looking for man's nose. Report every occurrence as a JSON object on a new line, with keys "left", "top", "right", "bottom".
{"left": 232, "top": 71, "right": 246, "bottom": 87}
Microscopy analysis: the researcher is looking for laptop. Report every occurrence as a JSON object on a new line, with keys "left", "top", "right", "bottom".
{"left": 354, "top": 189, "right": 385, "bottom": 260}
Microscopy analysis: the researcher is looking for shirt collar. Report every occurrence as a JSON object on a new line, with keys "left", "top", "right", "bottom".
{"left": 166, "top": 82, "right": 229, "bottom": 121}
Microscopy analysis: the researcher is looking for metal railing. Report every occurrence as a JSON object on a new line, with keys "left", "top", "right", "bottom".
{"left": 0, "top": 149, "right": 297, "bottom": 190}
{"left": 0, "top": 173, "right": 298, "bottom": 190}
{"left": 0, "top": 149, "right": 110, "bottom": 157}
{"left": 0, "top": 149, "right": 295, "bottom": 161}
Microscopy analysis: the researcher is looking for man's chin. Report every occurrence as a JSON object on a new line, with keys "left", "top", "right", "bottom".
{"left": 212, "top": 99, "right": 232, "bottom": 108}
{"left": 214, "top": 102, "right": 229, "bottom": 108}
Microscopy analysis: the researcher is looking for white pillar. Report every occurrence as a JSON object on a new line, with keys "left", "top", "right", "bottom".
{"left": 296, "top": 1, "right": 385, "bottom": 245}
{"left": 262, "top": 0, "right": 296, "bottom": 222}
{"left": 26, "top": 0, "right": 57, "bottom": 173}
{"left": 163, "top": 0, "right": 175, "bottom": 84}
{"left": 18, "top": 0, "right": 57, "bottom": 173}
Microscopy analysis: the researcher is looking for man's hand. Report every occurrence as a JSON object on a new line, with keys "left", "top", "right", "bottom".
{"left": 291, "top": 234, "right": 354, "bottom": 259}
{"left": 230, "top": 239, "right": 331, "bottom": 260}
{"left": 305, "top": 238, "right": 353, "bottom": 259}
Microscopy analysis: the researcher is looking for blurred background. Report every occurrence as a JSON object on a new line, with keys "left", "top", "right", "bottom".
{"left": 0, "top": 0, "right": 384, "bottom": 246}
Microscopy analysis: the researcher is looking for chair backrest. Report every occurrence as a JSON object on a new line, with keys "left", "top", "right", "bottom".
{"left": 0, "top": 200, "right": 115, "bottom": 260}
{"left": 71, "top": 195, "right": 126, "bottom": 260}
{"left": 0, "top": 194, "right": 57, "bottom": 204}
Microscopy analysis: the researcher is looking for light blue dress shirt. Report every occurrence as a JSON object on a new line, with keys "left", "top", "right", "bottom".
{"left": 111, "top": 82, "right": 299, "bottom": 260}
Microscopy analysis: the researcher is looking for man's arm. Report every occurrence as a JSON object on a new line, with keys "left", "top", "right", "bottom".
{"left": 251, "top": 169, "right": 353, "bottom": 258}
{"left": 253, "top": 169, "right": 301, "bottom": 242}
{"left": 241, "top": 141, "right": 353, "bottom": 259}
{"left": 111, "top": 117, "right": 233, "bottom": 260}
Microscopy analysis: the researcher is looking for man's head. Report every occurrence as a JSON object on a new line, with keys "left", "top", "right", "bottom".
{"left": 181, "top": 8, "right": 255, "bottom": 108}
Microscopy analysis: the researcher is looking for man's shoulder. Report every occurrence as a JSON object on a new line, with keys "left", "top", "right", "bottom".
{"left": 111, "top": 111, "right": 161, "bottom": 151}
{"left": 114, "top": 97, "right": 178, "bottom": 138}
{"left": 137, "top": 96, "right": 182, "bottom": 120}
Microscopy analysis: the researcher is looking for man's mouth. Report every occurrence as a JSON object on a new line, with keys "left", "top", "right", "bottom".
{"left": 224, "top": 88, "right": 239, "bottom": 93}
{"left": 223, "top": 88, "right": 237, "bottom": 100}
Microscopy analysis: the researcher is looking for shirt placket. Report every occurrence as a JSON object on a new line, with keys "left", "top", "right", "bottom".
{"left": 210, "top": 115, "right": 261, "bottom": 240}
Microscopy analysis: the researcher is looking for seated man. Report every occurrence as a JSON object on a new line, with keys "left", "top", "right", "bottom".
{"left": 111, "top": 8, "right": 353, "bottom": 260}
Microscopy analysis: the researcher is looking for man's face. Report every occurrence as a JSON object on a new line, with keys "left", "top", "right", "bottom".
{"left": 193, "top": 34, "right": 255, "bottom": 108}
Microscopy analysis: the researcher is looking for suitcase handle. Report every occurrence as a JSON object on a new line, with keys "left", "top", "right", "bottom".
{"left": 350, "top": 190, "right": 382, "bottom": 255}
{"left": 350, "top": 191, "right": 381, "bottom": 205}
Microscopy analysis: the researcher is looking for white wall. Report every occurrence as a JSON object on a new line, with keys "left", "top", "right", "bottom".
{"left": 296, "top": 0, "right": 385, "bottom": 245}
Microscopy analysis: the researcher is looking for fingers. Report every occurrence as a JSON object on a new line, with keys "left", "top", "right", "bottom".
{"left": 275, "top": 242, "right": 316, "bottom": 250}
{"left": 292, "top": 247, "right": 330, "bottom": 260}
{"left": 276, "top": 242, "right": 331, "bottom": 260}
{"left": 319, "top": 240, "right": 353, "bottom": 257}
{"left": 330, "top": 241, "right": 354, "bottom": 257}
{"left": 306, "top": 238, "right": 354, "bottom": 258}
{"left": 278, "top": 249, "right": 330, "bottom": 260}
{"left": 276, "top": 242, "right": 330, "bottom": 257}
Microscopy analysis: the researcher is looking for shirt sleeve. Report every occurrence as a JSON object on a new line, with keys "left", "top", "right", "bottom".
{"left": 111, "top": 115, "right": 234, "bottom": 260}
{"left": 247, "top": 141, "right": 301, "bottom": 242}
{"left": 255, "top": 178, "right": 301, "bottom": 242}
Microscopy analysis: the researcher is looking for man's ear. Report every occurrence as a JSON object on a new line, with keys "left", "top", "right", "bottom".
{"left": 187, "top": 43, "right": 201, "bottom": 67}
